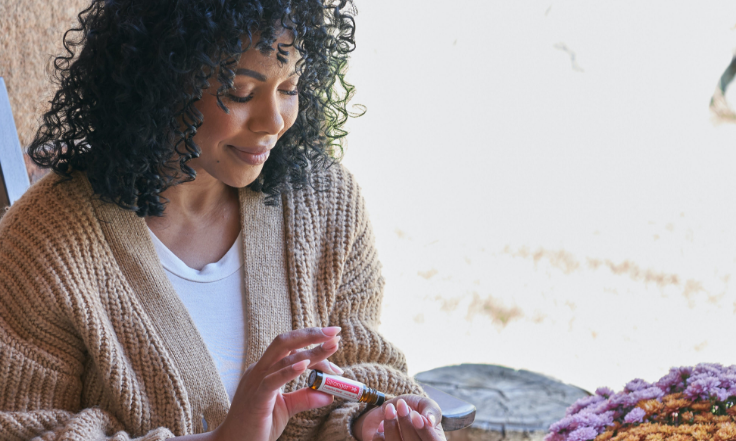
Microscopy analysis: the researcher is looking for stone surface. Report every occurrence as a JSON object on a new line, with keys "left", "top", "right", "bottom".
{"left": 446, "top": 427, "right": 546, "bottom": 441}
{"left": 415, "top": 364, "right": 589, "bottom": 441}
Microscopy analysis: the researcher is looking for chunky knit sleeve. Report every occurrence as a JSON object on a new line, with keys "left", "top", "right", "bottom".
{"left": 307, "top": 167, "right": 425, "bottom": 441}
{"left": 0, "top": 179, "right": 175, "bottom": 441}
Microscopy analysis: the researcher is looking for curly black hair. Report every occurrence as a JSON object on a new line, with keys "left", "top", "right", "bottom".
{"left": 28, "top": 0, "right": 360, "bottom": 216}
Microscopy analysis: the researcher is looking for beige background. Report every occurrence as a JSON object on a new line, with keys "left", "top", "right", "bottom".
{"left": 1, "top": 0, "right": 90, "bottom": 147}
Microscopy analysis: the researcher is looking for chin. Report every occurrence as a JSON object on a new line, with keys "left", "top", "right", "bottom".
{"left": 221, "top": 167, "right": 264, "bottom": 189}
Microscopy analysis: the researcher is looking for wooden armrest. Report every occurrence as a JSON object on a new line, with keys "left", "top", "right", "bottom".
{"left": 419, "top": 382, "right": 476, "bottom": 432}
{"left": 0, "top": 77, "right": 31, "bottom": 213}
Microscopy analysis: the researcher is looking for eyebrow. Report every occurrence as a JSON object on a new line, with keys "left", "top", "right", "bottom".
{"left": 235, "top": 68, "right": 299, "bottom": 81}
{"left": 236, "top": 69, "right": 267, "bottom": 81}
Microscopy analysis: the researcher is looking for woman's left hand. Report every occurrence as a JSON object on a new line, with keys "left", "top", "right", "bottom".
{"left": 352, "top": 395, "right": 447, "bottom": 441}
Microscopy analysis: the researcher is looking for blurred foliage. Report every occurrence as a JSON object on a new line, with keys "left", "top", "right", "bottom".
{"left": 710, "top": 56, "right": 736, "bottom": 122}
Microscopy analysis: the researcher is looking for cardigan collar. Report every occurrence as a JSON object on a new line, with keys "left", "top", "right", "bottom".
{"left": 91, "top": 176, "right": 293, "bottom": 435}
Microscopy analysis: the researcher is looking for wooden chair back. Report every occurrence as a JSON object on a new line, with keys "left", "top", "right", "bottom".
{"left": 0, "top": 77, "right": 31, "bottom": 213}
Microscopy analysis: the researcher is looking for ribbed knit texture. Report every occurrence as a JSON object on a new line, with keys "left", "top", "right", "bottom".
{"left": 0, "top": 164, "right": 423, "bottom": 441}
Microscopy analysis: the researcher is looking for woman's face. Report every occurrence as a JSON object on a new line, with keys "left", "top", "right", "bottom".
{"left": 189, "top": 32, "right": 300, "bottom": 188}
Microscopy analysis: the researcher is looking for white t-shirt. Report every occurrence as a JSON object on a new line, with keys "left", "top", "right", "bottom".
{"left": 148, "top": 228, "right": 247, "bottom": 402}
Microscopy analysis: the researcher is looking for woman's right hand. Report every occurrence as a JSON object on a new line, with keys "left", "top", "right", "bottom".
{"left": 211, "top": 326, "right": 343, "bottom": 441}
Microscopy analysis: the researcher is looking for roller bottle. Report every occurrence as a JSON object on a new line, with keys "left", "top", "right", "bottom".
{"left": 308, "top": 370, "right": 386, "bottom": 406}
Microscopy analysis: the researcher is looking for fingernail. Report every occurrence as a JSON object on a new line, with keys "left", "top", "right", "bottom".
{"left": 322, "top": 326, "right": 341, "bottom": 336}
{"left": 397, "top": 399, "right": 410, "bottom": 417}
{"left": 293, "top": 359, "right": 310, "bottom": 371}
{"left": 321, "top": 338, "right": 339, "bottom": 350}
{"left": 385, "top": 403, "right": 397, "bottom": 419}
{"left": 428, "top": 414, "right": 436, "bottom": 426}
{"left": 410, "top": 411, "right": 424, "bottom": 429}
{"left": 330, "top": 362, "right": 344, "bottom": 375}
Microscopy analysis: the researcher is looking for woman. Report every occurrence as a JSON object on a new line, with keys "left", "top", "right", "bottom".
{"left": 0, "top": 0, "right": 445, "bottom": 440}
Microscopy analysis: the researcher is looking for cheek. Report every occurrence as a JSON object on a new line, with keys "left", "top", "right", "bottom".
{"left": 195, "top": 111, "right": 238, "bottom": 149}
{"left": 279, "top": 99, "right": 300, "bottom": 137}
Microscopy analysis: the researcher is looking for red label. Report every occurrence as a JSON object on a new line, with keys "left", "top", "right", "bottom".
{"left": 325, "top": 377, "right": 360, "bottom": 394}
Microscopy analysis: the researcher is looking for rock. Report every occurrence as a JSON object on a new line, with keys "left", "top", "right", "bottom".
{"left": 415, "top": 364, "right": 589, "bottom": 441}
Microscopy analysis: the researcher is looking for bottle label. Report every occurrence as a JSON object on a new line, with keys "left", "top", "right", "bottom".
{"left": 316, "top": 375, "right": 364, "bottom": 401}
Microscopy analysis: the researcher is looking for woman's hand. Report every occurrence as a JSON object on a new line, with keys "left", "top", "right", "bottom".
{"left": 353, "top": 395, "right": 447, "bottom": 441}
{"left": 211, "top": 326, "right": 344, "bottom": 441}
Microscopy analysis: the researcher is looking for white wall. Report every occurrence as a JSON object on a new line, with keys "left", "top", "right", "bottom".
{"left": 342, "top": 0, "right": 736, "bottom": 392}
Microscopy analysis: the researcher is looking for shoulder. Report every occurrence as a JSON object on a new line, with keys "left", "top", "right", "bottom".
{"left": 1, "top": 171, "right": 95, "bottom": 229}
{"left": 0, "top": 171, "right": 102, "bottom": 258}
{"left": 290, "top": 161, "right": 364, "bottom": 212}
{"left": 283, "top": 161, "right": 369, "bottom": 230}
{"left": 312, "top": 161, "right": 359, "bottom": 192}
{"left": 281, "top": 162, "right": 375, "bottom": 259}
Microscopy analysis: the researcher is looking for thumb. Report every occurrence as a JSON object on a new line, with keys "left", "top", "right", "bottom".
{"left": 283, "top": 388, "right": 335, "bottom": 417}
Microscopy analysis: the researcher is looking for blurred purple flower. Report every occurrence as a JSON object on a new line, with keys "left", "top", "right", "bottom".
{"left": 565, "top": 395, "right": 605, "bottom": 416}
{"left": 549, "top": 410, "right": 613, "bottom": 434}
{"left": 685, "top": 376, "right": 723, "bottom": 401}
{"left": 567, "top": 427, "right": 598, "bottom": 441}
{"left": 595, "top": 387, "right": 614, "bottom": 398}
{"left": 693, "top": 363, "right": 724, "bottom": 376}
{"left": 625, "top": 379, "right": 650, "bottom": 392}
{"left": 630, "top": 387, "right": 664, "bottom": 404}
{"left": 727, "top": 386, "right": 736, "bottom": 398}
{"left": 623, "top": 407, "right": 646, "bottom": 424}
{"left": 549, "top": 416, "right": 573, "bottom": 433}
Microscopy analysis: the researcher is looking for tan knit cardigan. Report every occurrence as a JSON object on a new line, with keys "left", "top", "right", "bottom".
{"left": 0, "top": 164, "right": 422, "bottom": 441}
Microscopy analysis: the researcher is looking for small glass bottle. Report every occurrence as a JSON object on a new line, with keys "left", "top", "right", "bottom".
{"left": 308, "top": 370, "right": 386, "bottom": 406}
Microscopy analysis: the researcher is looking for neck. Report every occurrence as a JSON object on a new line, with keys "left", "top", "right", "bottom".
{"left": 161, "top": 172, "right": 236, "bottom": 219}
{"left": 145, "top": 168, "right": 240, "bottom": 233}
{"left": 144, "top": 169, "right": 242, "bottom": 270}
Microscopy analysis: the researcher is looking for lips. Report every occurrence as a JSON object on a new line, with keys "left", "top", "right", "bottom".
{"left": 228, "top": 145, "right": 272, "bottom": 166}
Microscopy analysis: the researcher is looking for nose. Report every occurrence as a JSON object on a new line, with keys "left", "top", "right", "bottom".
{"left": 247, "top": 93, "right": 285, "bottom": 136}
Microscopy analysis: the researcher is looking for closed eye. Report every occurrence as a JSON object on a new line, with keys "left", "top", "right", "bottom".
{"left": 226, "top": 87, "right": 297, "bottom": 103}
{"left": 227, "top": 93, "right": 254, "bottom": 103}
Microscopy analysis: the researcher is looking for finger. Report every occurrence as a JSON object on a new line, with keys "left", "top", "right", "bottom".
{"left": 410, "top": 411, "right": 424, "bottom": 430}
{"left": 259, "top": 359, "right": 311, "bottom": 395}
{"left": 396, "top": 399, "right": 421, "bottom": 441}
{"left": 282, "top": 387, "right": 334, "bottom": 417}
{"left": 372, "top": 428, "right": 386, "bottom": 441}
{"left": 401, "top": 395, "right": 441, "bottom": 431}
{"left": 414, "top": 413, "right": 444, "bottom": 441}
{"left": 383, "top": 403, "right": 402, "bottom": 440}
{"left": 356, "top": 406, "right": 385, "bottom": 441}
{"left": 310, "top": 358, "right": 344, "bottom": 376}
{"left": 424, "top": 414, "right": 439, "bottom": 431}
{"left": 268, "top": 336, "right": 341, "bottom": 374}
{"left": 257, "top": 327, "right": 341, "bottom": 372}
